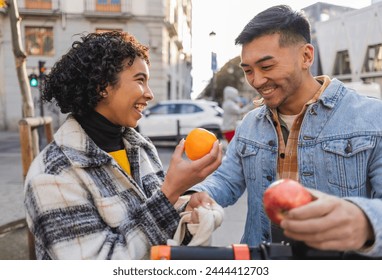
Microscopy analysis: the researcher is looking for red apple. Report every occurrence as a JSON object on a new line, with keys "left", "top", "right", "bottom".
{"left": 263, "top": 179, "right": 313, "bottom": 225}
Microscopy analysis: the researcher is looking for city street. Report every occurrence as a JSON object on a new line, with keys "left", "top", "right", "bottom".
{"left": 0, "top": 131, "right": 246, "bottom": 259}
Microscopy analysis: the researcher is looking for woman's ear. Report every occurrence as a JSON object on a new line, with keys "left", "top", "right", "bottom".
{"left": 302, "top": 43, "right": 314, "bottom": 70}
{"left": 100, "top": 90, "right": 108, "bottom": 98}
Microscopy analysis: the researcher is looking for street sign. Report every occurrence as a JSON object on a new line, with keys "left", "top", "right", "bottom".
{"left": 211, "top": 52, "right": 217, "bottom": 72}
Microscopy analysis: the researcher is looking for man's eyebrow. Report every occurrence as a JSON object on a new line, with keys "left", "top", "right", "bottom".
{"left": 240, "top": 55, "right": 274, "bottom": 67}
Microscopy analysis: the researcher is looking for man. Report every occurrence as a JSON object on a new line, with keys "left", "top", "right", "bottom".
{"left": 192, "top": 5, "right": 381, "bottom": 257}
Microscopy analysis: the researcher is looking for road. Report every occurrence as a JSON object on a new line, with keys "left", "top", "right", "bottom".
{"left": 0, "top": 132, "right": 247, "bottom": 259}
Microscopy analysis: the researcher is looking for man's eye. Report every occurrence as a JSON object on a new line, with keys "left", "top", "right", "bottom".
{"left": 262, "top": 65, "right": 272, "bottom": 70}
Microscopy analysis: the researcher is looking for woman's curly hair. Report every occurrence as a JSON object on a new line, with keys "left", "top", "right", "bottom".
{"left": 42, "top": 31, "right": 150, "bottom": 116}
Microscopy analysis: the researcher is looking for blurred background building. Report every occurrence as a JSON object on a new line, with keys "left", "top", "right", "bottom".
{"left": 0, "top": 0, "right": 192, "bottom": 130}
{"left": 1, "top": 1, "right": 382, "bottom": 131}
{"left": 302, "top": 2, "right": 356, "bottom": 77}
{"left": 314, "top": 1, "right": 382, "bottom": 87}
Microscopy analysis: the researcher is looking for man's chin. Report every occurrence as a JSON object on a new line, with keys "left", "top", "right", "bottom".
{"left": 263, "top": 100, "right": 279, "bottom": 109}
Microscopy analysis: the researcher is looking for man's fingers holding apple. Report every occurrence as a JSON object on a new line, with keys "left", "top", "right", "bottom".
{"left": 280, "top": 207, "right": 338, "bottom": 239}
{"left": 283, "top": 225, "right": 367, "bottom": 251}
{"left": 281, "top": 195, "right": 374, "bottom": 251}
{"left": 281, "top": 193, "right": 344, "bottom": 233}
{"left": 288, "top": 231, "right": 356, "bottom": 251}
{"left": 281, "top": 211, "right": 344, "bottom": 239}
{"left": 282, "top": 189, "right": 334, "bottom": 220}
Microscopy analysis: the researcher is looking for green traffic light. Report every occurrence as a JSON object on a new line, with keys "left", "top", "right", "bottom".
{"left": 30, "top": 78, "right": 38, "bottom": 87}
{"left": 29, "top": 73, "right": 39, "bottom": 87}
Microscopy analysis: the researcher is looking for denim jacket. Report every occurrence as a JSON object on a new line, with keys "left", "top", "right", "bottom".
{"left": 193, "top": 78, "right": 382, "bottom": 257}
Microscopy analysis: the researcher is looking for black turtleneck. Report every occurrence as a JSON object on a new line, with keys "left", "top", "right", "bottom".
{"left": 75, "top": 111, "right": 124, "bottom": 153}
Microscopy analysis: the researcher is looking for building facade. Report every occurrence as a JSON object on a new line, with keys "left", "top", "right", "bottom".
{"left": 314, "top": 2, "right": 382, "bottom": 86}
{"left": 0, "top": 0, "right": 192, "bottom": 130}
{"left": 302, "top": 2, "right": 355, "bottom": 77}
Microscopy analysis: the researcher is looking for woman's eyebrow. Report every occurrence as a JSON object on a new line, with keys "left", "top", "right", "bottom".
{"left": 133, "top": 72, "right": 148, "bottom": 79}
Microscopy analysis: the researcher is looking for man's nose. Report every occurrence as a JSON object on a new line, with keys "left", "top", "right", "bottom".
{"left": 251, "top": 71, "right": 267, "bottom": 88}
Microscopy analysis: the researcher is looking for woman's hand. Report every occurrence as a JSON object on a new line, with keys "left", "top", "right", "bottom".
{"left": 280, "top": 189, "right": 375, "bottom": 251}
{"left": 161, "top": 139, "right": 222, "bottom": 204}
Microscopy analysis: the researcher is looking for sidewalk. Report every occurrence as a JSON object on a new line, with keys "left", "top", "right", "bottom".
{"left": 0, "top": 131, "right": 29, "bottom": 259}
{"left": 0, "top": 131, "right": 25, "bottom": 226}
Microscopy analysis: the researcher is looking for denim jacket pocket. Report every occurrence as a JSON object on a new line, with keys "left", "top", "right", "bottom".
{"left": 322, "top": 136, "right": 375, "bottom": 190}
{"left": 236, "top": 140, "right": 259, "bottom": 179}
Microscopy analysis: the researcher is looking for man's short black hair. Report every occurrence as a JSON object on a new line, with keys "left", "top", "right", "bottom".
{"left": 235, "top": 5, "right": 311, "bottom": 47}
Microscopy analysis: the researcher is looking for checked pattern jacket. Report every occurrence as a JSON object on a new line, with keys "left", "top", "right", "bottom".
{"left": 24, "top": 115, "right": 186, "bottom": 259}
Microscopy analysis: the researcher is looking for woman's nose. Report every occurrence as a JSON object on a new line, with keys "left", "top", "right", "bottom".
{"left": 144, "top": 87, "right": 154, "bottom": 101}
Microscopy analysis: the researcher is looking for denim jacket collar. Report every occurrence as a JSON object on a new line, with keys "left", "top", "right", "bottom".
{"left": 318, "top": 78, "right": 346, "bottom": 109}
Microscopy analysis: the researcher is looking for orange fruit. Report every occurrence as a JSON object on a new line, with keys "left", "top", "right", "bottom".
{"left": 184, "top": 128, "right": 217, "bottom": 160}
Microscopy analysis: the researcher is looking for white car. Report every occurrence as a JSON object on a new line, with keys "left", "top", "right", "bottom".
{"left": 137, "top": 99, "right": 223, "bottom": 142}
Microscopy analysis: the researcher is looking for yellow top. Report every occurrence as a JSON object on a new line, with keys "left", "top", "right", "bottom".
{"left": 109, "top": 149, "right": 131, "bottom": 175}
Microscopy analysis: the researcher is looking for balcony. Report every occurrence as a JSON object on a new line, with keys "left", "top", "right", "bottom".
{"left": 165, "top": 20, "right": 178, "bottom": 38}
{"left": 84, "top": 0, "right": 132, "bottom": 19}
{"left": 25, "top": 0, "right": 52, "bottom": 9}
{"left": 18, "top": 0, "right": 61, "bottom": 17}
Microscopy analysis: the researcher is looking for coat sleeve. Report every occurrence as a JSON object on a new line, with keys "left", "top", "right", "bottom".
{"left": 24, "top": 168, "right": 181, "bottom": 260}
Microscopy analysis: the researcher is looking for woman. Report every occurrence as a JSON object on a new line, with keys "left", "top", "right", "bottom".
{"left": 24, "top": 31, "right": 223, "bottom": 259}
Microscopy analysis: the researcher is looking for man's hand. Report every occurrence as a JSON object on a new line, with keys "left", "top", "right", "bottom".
{"left": 280, "top": 189, "right": 374, "bottom": 251}
{"left": 185, "top": 192, "right": 215, "bottom": 224}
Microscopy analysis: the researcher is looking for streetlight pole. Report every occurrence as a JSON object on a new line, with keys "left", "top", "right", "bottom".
{"left": 209, "top": 31, "right": 217, "bottom": 101}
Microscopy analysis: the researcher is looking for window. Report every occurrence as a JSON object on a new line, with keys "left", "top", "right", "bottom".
{"left": 167, "top": 41, "right": 171, "bottom": 65}
{"left": 363, "top": 44, "right": 382, "bottom": 73}
{"left": 25, "top": 0, "right": 52, "bottom": 10}
{"left": 150, "top": 104, "right": 175, "bottom": 115}
{"left": 333, "top": 50, "right": 351, "bottom": 75}
{"left": 96, "top": 0, "right": 121, "bottom": 12}
{"left": 179, "top": 104, "right": 203, "bottom": 114}
{"left": 25, "top": 27, "right": 54, "bottom": 56}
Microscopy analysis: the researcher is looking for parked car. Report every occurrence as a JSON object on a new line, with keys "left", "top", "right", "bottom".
{"left": 137, "top": 99, "right": 223, "bottom": 142}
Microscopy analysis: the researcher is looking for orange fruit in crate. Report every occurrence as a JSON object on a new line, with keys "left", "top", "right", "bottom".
{"left": 184, "top": 128, "right": 217, "bottom": 160}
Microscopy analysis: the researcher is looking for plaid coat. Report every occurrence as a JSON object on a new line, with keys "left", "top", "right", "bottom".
{"left": 24, "top": 115, "right": 185, "bottom": 259}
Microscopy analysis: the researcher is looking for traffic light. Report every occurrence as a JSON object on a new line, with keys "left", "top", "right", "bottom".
{"left": 29, "top": 61, "right": 46, "bottom": 88}
{"left": 38, "top": 60, "right": 46, "bottom": 76}
{"left": 29, "top": 73, "right": 39, "bottom": 87}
